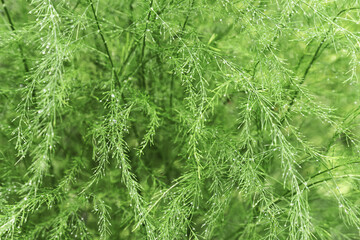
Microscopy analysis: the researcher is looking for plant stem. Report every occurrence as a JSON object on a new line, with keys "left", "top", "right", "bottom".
{"left": 139, "top": 0, "right": 154, "bottom": 90}
{"left": 117, "top": 3, "right": 170, "bottom": 80}
{"left": 1, "top": 0, "right": 29, "bottom": 73}
{"left": 89, "top": 0, "right": 121, "bottom": 88}
{"left": 266, "top": 159, "right": 360, "bottom": 209}
{"left": 72, "top": 0, "right": 81, "bottom": 11}
{"left": 281, "top": 7, "right": 360, "bottom": 124}
{"left": 169, "top": 0, "right": 195, "bottom": 109}
{"left": 281, "top": 36, "right": 326, "bottom": 124}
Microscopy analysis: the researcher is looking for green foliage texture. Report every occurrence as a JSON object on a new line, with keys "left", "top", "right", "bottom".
{"left": 1, "top": 0, "right": 360, "bottom": 239}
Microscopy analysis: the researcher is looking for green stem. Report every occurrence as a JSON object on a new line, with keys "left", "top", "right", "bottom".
{"left": 267, "top": 161, "right": 360, "bottom": 208}
{"left": 139, "top": 0, "right": 154, "bottom": 90}
{"left": 118, "top": 38, "right": 141, "bottom": 78}
{"left": 1, "top": 0, "right": 29, "bottom": 73}
{"left": 281, "top": 36, "right": 326, "bottom": 124}
{"left": 89, "top": 0, "right": 121, "bottom": 88}
{"left": 169, "top": 0, "right": 195, "bottom": 109}
{"left": 281, "top": 7, "right": 360, "bottom": 124}
{"left": 72, "top": 0, "right": 81, "bottom": 11}
{"left": 117, "top": 3, "right": 171, "bottom": 80}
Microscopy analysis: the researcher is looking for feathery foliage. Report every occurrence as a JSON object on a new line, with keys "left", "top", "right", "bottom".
{"left": 1, "top": 0, "right": 360, "bottom": 239}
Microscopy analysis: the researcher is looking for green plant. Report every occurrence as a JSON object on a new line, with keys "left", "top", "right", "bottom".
{"left": 1, "top": 0, "right": 360, "bottom": 239}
